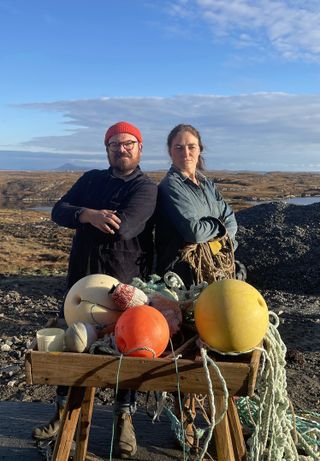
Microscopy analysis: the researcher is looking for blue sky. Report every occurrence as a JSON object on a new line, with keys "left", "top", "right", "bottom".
{"left": 1, "top": 0, "right": 320, "bottom": 171}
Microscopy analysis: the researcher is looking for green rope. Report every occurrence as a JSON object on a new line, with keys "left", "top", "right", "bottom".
{"left": 168, "top": 336, "right": 188, "bottom": 460}
{"left": 236, "top": 398, "right": 320, "bottom": 459}
{"left": 246, "top": 313, "right": 301, "bottom": 460}
{"left": 131, "top": 272, "right": 207, "bottom": 303}
{"left": 157, "top": 342, "right": 229, "bottom": 461}
{"left": 152, "top": 338, "right": 214, "bottom": 460}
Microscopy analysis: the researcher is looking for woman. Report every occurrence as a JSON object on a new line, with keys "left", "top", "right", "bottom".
{"left": 155, "top": 125, "right": 243, "bottom": 451}
{"left": 155, "top": 123, "right": 238, "bottom": 288}
{"left": 155, "top": 124, "right": 240, "bottom": 450}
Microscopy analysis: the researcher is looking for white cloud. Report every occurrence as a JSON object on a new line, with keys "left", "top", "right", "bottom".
{"left": 169, "top": 0, "right": 320, "bottom": 61}
{"left": 2, "top": 93, "right": 319, "bottom": 171}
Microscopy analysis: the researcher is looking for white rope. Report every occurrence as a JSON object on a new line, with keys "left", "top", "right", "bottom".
{"left": 236, "top": 398, "right": 320, "bottom": 460}
{"left": 151, "top": 391, "right": 169, "bottom": 423}
{"left": 196, "top": 346, "right": 229, "bottom": 460}
{"left": 247, "top": 312, "right": 300, "bottom": 461}
{"left": 163, "top": 271, "right": 186, "bottom": 290}
{"left": 123, "top": 346, "right": 156, "bottom": 358}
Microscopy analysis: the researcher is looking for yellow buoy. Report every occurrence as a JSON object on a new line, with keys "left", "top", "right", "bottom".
{"left": 194, "top": 279, "right": 269, "bottom": 352}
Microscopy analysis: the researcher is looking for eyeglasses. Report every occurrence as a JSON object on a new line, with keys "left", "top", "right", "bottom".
{"left": 107, "top": 140, "right": 138, "bottom": 152}
{"left": 173, "top": 144, "right": 199, "bottom": 152}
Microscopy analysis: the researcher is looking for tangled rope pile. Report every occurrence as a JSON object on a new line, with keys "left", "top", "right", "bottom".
{"left": 133, "top": 274, "right": 319, "bottom": 460}
{"left": 236, "top": 398, "right": 320, "bottom": 461}
{"left": 163, "top": 311, "right": 319, "bottom": 461}
{"left": 131, "top": 272, "right": 208, "bottom": 335}
{"left": 243, "top": 312, "right": 319, "bottom": 461}
{"left": 131, "top": 271, "right": 207, "bottom": 301}
{"left": 180, "top": 236, "right": 235, "bottom": 284}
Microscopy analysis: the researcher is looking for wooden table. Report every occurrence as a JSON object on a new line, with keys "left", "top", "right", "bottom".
{"left": 25, "top": 343, "right": 260, "bottom": 461}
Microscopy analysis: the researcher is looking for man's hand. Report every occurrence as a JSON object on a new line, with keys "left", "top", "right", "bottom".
{"left": 79, "top": 208, "right": 121, "bottom": 234}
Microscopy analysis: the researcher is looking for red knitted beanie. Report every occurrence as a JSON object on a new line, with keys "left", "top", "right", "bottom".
{"left": 104, "top": 121, "right": 142, "bottom": 146}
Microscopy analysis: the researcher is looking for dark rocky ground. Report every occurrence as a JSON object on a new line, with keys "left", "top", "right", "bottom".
{"left": 235, "top": 202, "right": 320, "bottom": 413}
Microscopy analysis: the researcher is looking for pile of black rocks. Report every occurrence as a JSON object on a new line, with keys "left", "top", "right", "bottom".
{"left": 236, "top": 201, "right": 320, "bottom": 294}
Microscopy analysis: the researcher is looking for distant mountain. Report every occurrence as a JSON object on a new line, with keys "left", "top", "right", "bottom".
{"left": 54, "top": 163, "right": 87, "bottom": 172}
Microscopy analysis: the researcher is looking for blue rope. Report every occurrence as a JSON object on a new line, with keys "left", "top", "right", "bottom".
{"left": 109, "top": 353, "right": 124, "bottom": 461}
{"left": 169, "top": 337, "right": 189, "bottom": 460}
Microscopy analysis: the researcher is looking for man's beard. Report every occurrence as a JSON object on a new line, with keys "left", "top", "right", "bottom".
{"left": 108, "top": 151, "right": 140, "bottom": 176}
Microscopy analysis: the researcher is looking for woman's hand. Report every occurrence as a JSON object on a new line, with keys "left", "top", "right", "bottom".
{"left": 79, "top": 208, "right": 121, "bottom": 234}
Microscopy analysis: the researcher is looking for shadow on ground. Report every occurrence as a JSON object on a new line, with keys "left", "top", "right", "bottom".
{"left": 0, "top": 401, "right": 184, "bottom": 460}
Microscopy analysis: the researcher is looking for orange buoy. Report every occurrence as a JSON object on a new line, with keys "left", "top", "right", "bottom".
{"left": 115, "top": 305, "right": 170, "bottom": 358}
{"left": 194, "top": 279, "right": 269, "bottom": 352}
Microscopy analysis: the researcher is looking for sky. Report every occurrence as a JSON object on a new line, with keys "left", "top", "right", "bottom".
{"left": 1, "top": 0, "right": 320, "bottom": 172}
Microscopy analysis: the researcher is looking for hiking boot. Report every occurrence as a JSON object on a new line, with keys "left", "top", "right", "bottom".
{"left": 32, "top": 402, "right": 65, "bottom": 440}
{"left": 113, "top": 412, "right": 137, "bottom": 459}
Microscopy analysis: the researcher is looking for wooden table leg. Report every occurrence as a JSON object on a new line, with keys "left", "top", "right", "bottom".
{"left": 52, "top": 387, "right": 85, "bottom": 461}
{"left": 74, "top": 387, "right": 96, "bottom": 461}
{"left": 227, "top": 398, "right": 247, "bottom": 461}
{"left": 213, "top": 396, "right": 236, "bottom": 461}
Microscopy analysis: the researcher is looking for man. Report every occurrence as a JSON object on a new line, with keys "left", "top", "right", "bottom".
{"left": 32, "top": 121, "right": 157, "bottom": 459}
